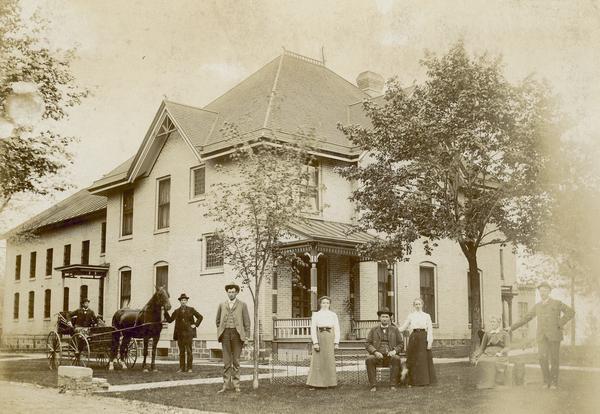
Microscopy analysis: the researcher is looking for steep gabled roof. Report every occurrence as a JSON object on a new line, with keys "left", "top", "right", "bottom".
{"left": 2, "top": 189, "right": 107, "bottom": 238}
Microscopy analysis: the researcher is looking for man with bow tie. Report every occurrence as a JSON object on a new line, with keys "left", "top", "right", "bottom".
{"left": 69, "top": 298, "right": 98, "bottom": 328}
{"left": 164, "top": 293, "right": 204, "bottom": 373}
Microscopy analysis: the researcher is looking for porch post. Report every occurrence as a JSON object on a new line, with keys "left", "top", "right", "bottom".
{"left": 305, "top": 243, "right": 322, "bottom": 312}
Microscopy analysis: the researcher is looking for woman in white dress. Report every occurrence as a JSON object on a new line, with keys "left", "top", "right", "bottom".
{"left": 397, "top": 297, "right": 437, "bottom": 386}
{"left": 306, "top": 296, "right": 340, "bottom": 388}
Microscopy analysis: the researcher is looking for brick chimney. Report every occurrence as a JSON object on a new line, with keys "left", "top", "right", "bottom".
{"left": 356, "top": 71, "right": 384, "bottom": 97}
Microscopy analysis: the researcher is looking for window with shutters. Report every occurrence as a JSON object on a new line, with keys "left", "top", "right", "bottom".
{"left": 120, "top": 269, "right": 131, "bottom": 308}
{"left": 156, "top": 177, "right": 171, "bottom": 230}
{"left": 15, "top": 255, "right": 21, "bottom": 281}
{"left": 81, "top": 240, "right": 90, "bottom": 265}
{"left": 80, "top": 285, "right": 88, "bottom": 305}
{"left": 29, "top": 251, "right": 37, "bottom": 279}
{"left": 44, "top": 289, "right": 51, "bottom": 319}
{"left": 45, "top": 248, "right": 53, "bottom": 276}
{"left": 419, "top": 263, "right": 437, "bottom": 324}
{"left": 63, "top": 244, "right": 71, "bottom": 266}
{"left": 28, "top": 291, "right": 34, "bottom": 319}
{"left": 101, "top": 222, "right": 106, "bottom": 254}
{"left": 190, "top": 166, "right": 206, "bottom": 200}
{"left": 13, "top": 293, "right": 19, "bottom": 319}
{"left": 63, "top": 287, "right": 69, "bottom": 312}
{"left": 121, "top": 189, "right": 134, "bottom": 237}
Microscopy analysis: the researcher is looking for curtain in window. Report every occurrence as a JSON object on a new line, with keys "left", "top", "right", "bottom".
{"left": 157, "top": 179, "right": 170, "bottom": 229}
{"left": 120, "top": 271, "right": 131, "bottom": 308}
{"left": 156, "top": 265, "right": 168, "bottom": 292}
{"left": 122, "top": 190, "right": 134, "bottom": 236}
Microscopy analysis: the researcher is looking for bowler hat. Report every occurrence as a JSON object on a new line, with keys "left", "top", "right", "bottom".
{"left": 377, "top": 307, "right": 394, "bottom": 317}
{"left": 224, "top": 282, "right": 240, "bottom": 292}
{"left": 178, "top": 293, "right": 190, "bottom": 301}
{"left": 81, "top": 298, "right": 90, "bottom": 305}
{"left": 537, "top": 281, "right": 552, "bottom": 290}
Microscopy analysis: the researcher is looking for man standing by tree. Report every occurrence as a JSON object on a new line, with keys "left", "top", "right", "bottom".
{"left": 508, "top": 281, "right": 574, "bottom": 389}
{"left": 216, "top": 282, "right": 251, "bottom": 393}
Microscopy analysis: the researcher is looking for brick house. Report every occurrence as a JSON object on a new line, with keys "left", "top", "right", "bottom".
{"left": 1, "top": 50, "right": 532, "bottom": 356}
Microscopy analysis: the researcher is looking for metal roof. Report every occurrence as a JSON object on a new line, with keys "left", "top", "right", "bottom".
{"left": 287, "top": 218, "right": 377, "bottom": 245}
{"left": 2, "top": 189, "right": 107, "bottom": 238}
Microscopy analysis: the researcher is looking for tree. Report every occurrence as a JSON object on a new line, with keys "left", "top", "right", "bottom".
{"left": 339, "top": 41, "right": 562, "bottom": 348}
{"left": 204, "top": 127, "right": 313, "bottom": 389}
{"left": 0, "top": 0, "right": 87, "bottom": 215}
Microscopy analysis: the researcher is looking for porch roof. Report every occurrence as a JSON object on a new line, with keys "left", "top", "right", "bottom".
{"left": 283, "top": 218, "right": 377, "bottom": 256}
{"left": 54, "top": 264, "right": 109, "bottom": 279}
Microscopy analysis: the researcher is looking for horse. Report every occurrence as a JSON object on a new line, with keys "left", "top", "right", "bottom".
{"left": 109, "top": 286, "right": 171, "bottom": 371}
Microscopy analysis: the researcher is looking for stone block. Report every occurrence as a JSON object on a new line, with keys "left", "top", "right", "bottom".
{"left": 58, "top": 366, "right": 93, "bottom": 380}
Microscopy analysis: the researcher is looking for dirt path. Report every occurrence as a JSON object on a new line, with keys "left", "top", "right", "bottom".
{"left": 1, "top": 380, "right": 224, "bottom": 414}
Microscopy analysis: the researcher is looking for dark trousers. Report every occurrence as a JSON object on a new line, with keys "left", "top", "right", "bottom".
{"left": 538, "top": 336, "right": 561, "bottom": 385}
{"left": 222, "top": 328, "right": 243, "bottom": 388}
{"left": 366, "top": 354, "right": 402, "bottom": 386}
{"left": 177, "top": 337, "right": 193, "bottom": 370}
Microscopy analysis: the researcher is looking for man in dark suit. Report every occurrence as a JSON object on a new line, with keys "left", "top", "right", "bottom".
{"left": 164, "top": 293, "right": 204, "bottom": 373}
{"left": 69, "top": 298, "right": 98, "bottom": 328}
{"left": 365, "top": 308, "right": 404, "bottom": 391}
{"left": 216, "top": 281, "right": 251, "bottom": 393}
{"left": 508, "top": 281, "right": 575, "bottom": 389}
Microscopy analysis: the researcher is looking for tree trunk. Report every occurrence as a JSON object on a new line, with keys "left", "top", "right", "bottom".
{"left": 252, "top": 289, "right": 260, "bottom": 389}
{"left": 571, "top": 274, "right": 576, "bottom": 346}
{"left": 467, "top": 254, "right": 482, "bottom": 351}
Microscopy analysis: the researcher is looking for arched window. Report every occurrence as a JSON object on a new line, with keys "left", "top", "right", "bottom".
{"left": 154, "top": 262, "right": 168, "bottom": 292}
{"left": 419, "top": 262, "right": 438, "bottom": 324}
{"left": 44, "top": 289, "right": 52, "bottom": 318}
{"left": 119, "top": 267, "right": 132, "bottom": 308}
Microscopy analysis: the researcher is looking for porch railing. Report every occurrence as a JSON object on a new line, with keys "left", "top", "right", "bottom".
{"left": 273, "top": 317, "right": 311, "bottom": 339}
{"left": 352, "top": 319, "right": 379, "bottom": 340}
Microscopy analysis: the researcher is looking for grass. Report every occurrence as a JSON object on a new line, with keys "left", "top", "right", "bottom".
{"left": 105, "top": 363, "right": 600, "bottom": 414}
{"left": 509, "top": 345, "right": 600, "bottom": 368}
{"left": 0, "top": 358, "right": 266, "bottom": 387}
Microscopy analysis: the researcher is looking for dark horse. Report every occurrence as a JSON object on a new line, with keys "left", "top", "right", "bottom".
{"left": 109, "top": 286, "right": 171, "bottom": 371}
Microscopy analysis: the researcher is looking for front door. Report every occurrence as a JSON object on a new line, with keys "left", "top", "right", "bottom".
{"left": 292, "top": 256, "right": 328, "bottom": 317}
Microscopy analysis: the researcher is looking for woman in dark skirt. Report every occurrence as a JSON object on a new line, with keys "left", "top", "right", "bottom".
{"left": 306, "top": 296, "right": 340, "bottom": 388}
{"left": 398, "top": 298, "right": 436, "bottom": 386}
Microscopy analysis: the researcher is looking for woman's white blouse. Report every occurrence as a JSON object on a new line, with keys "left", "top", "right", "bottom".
{"left": 397, "top": 311, "right": 434, "bottom": 346}
{"left": 310, "top": 309, "right": 340, "bottom": 345}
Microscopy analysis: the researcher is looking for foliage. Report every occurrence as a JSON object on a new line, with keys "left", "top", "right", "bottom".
{"left": 0, "top": 0, "right": 87, "bottom": 214}
{"left": 204, "top": 125, "right": 316, "bottom": 388}
{"left": 339, "top": 41, "right": 563, "bottom": 346}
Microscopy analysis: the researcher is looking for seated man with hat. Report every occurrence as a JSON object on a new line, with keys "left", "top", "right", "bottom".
{"left": 69, "top": 298, "right": 98, "bottom": 331}
{"left": 164, "top": 293, "right": 204, "bottom": 373}
{"left": 365, "top": 307, "right": 404, "bottom": 391}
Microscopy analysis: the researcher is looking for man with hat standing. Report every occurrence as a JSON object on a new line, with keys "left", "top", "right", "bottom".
{"left": 508, "top": 281, "right": 574, "bottom": 389}
{"left": 69, "top": 298, "right": 98, "bottom": 328}
{"left": 164, "top": 293, "right": 204, "bottom": 373}
{"left": 365, "top": 307, "right": 405, "bottom": 391}
{"left": 216, "top": 281, "right": 251, "bottom": 393}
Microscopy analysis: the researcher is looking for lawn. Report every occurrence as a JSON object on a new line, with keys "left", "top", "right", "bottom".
{"left": 106, "top": 363, "right": 600, "bottom": 414}
{"left": 509, "top": 345, "right": 600, "bottom": 368}
{"left": 0, "top": 358, "right": 265, "bottom": 387}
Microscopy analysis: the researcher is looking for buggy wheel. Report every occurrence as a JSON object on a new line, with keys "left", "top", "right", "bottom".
{"left": 46, "top": 331, "right": 61, "bottom": 370}
{"left": 95, "top": 351, "right": 110, "bottom": 369}
{"left": 69, "top": 333, "right": 90, "bottom": 367}
{"left": 123, "top": 339, "right": 138, "bottom": 369}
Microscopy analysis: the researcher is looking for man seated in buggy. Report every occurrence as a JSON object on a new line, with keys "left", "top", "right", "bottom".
{"left": 68, "top": 298, "right": 101, "bottom": 333}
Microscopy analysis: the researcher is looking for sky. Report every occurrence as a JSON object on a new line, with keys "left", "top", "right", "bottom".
{"left": 3, "top": 0, "right": 600, "bottom": 227}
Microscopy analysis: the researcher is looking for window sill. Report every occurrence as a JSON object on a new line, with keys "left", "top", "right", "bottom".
{"left": 29, "top": 278, "right": 36, "bottom": 281}
{"left": 188, "top": 196, "right": 206, "bottom": 204}
{"left": 119, "top": 235, "right": 133, "bottom": 242}
{"left": 28, "top": 318, "right": 34, "bottom": 322}
{"left": 432, "top": 323, "right": 439, "bottom": 329}
{"left": 200, "top": 268, "right": 224, "bottom": 276}
{"left": 154, "top": 228, "right": 170, "bottom": 235}
{"left": 15, "top": 279, "right": 21, "bottom": 283}
{"left": 44, "top": 317, "right": 51, "bottom": 321}
{"left": 100, "top": 253, "right": 106, "bottom": 257}
{"left": 45, "top": 275, "right": 52, "bottom": 279}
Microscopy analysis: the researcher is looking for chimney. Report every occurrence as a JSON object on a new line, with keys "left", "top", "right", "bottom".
{"left": 356, "top": 71, "right": 384, "bottom": 97}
